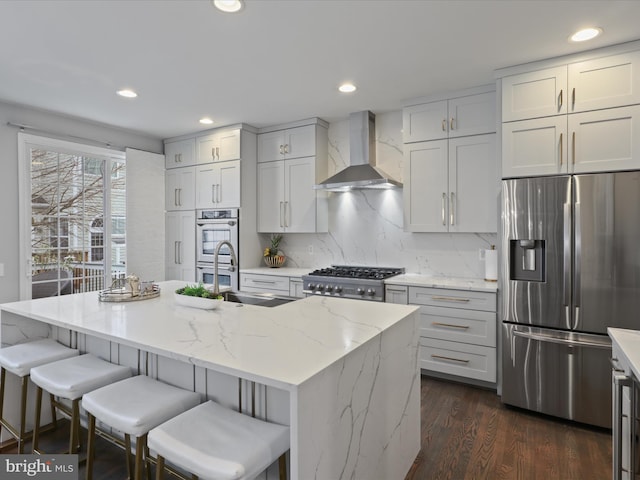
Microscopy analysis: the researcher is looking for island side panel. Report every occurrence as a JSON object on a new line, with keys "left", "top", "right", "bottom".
{"left": 292, "top": 311, "right": 419, "bottom": 480}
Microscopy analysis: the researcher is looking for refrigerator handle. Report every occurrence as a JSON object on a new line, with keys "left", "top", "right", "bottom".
{"left": 563, "top": 202, "right": 572, "bottom": 317}
{"left": 613, "top": 374, "right": 633, "bottom": 480}
{"left": 574, "top": 202, "right": 582, "bottom": 329}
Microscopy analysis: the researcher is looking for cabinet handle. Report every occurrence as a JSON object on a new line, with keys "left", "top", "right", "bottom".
{"left": 251, "top": 279, "right": 277, "bottom": 285}
{"left": 572, "top": 87, "right": 576, "bottom": 107}
{"left": 216, "top": 147, "right": 220, "bottom": 160}
{"left": 610, "top": 357, "right": 625, "bottom": 373}
{"left": 450, "top": 192, "right": 455, "bottom": 225}
{"left": 558, "top": 89, "right": 563, "bottom": 109}
{"left": 450, "top": 117, "right": 455, "bottom": 131}
{"left": 217, "top": 183, "right": 221, "bottom": 203}
{"left": 431, "top": 354, "right": 469, "bottom": 364}
{"left": 174, "top": 241, "right": 179, "bottom": 264}
{"left": 284, "top": 144, "right": 289, "bottom": 154}
{"left": 441, "top": 193, "right": 446, "bottom": 226}
{"left": 212, "top": 185, "right": 216, "bottom": 204}
{"left": 174, "top": 188, "right": 179, "bottom": 207}
{"left": 279, "top": 201, "right": 284, "bottom": 227}
{"left": 559, "top": 133, "right": 563, "bottom": 166}
{"left": 211, "top": 147, "right": 215, "bottom": 159}
{"left": 279, "top": 144, "right": 284, "bottom": 155}
{"left": 441, "top": 119, "right": 446, "bottom": 131}
{"left": 572, "top": 131, "right": 576, "bottom": 165}
{"left": 431, "top": 295, "right": 471, "bottom": 303}
{"left": 177, "top": 241, "right": 182, "bottom": 264}
{"left": 178, "top": 188, "right": 182, "bottom": 207}
{"left": 284, "top": 201, "right": 289, "bottom": 227}
{"left": 432, "top": 322, "right": 470, "bottom": 330}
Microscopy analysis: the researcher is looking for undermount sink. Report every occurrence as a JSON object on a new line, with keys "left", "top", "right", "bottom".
{"left": 221, "top": 291, "right": 296, "bottom": 308}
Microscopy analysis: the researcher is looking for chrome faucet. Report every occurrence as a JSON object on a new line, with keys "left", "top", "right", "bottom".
{"left": 213, "top": 240, "right": 237, "bottom": 295}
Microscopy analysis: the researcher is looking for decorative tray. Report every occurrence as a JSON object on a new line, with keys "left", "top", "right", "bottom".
{"left": 98, "top": 282, "right": 160, "bottom": 303}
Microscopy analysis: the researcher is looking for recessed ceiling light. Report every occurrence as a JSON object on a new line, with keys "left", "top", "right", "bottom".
{"left": 570, "top": 27, "right": 603, "bottom": 42}
{"left": 116, "top": 89, "right": 137, "bottom": 98}
{"left": 339, "top": 83, "right": 357, "bottom": 93}
{"left": 212, "top": 0, "right": 243, "bottom": 13}
{"left": 199, "top": 117, "right": 214, "bottom": 125}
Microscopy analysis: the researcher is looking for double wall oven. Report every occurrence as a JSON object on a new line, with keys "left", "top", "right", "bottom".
{"left": 195, "top": 209, "right": 239, "bottom": 290}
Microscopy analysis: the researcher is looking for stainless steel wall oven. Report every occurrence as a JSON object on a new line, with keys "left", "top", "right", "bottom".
{"left": 196, "top": 209, "right": 239, "bottom": 290}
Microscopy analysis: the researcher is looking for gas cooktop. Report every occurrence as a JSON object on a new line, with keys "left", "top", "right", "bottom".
{"left": 303, "top": 265, "right": 405, "bottom": 301}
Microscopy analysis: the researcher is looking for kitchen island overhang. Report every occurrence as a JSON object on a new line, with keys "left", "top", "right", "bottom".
{"left": 1, "top": 281, "right": 420, "bottom": 480}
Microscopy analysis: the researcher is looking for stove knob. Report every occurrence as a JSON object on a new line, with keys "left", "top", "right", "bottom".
{"left": 307, "top": 283, "right": 315, "bottom": 291}
{"left": 325, "top": 285, "right": 333, "bottom": 293}
{"left": 316, "top": 284, "right": 324, "bottom": 292}
{"left": 366, "top": 288, "right": 376, "bottom": 296}
{"left": 356, "top": 287, "right": 365, "bottom": 295}
{"left": 334, "top": 285, "right": 343, "bottom": 293}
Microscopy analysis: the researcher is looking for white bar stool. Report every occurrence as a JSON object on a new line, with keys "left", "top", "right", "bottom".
{"left": 30, "top": 353, "right": 132, "bottom": 455}
{"left": 0, "top": 338, "right": 78, "bottom": 453}
{"left": 82, "top": 375, "right": 201, "bottom": 480}
{"left": 148, "top": 381, "right": 290, "bottom": 480}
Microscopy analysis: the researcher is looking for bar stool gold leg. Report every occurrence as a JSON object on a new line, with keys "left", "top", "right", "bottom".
{"left": 125, "top": 434, "right": 133, "bottom": 480}
{"left": 155, "top": 454, "right": 164, "bottom": 480}
{"left": 145, "top": 441, "right": 151, "bottom": 480}
{"left": 0, "top": 368, "right": 5, "bottom": 448}
{"left": 85, "top": 413, "right": 96, "bottom": 480}
{"left": 49, "top": 393, "right": 57, "bottom": 429}
{"left": 69, "top": 399, "right": 80, "bottom": 454}
{"left": 278, "top": 452, "right": 287, "bottom": 480}
{"left": 134, "top": 434, "right": 146, "bottom": 480}
{"left": 32, "top": 385, "right": 43, "bottom": 453}
{"left": 18, "top": 376, "right": 29, "bottom": 454}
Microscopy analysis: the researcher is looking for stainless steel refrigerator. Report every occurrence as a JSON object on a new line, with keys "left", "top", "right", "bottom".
{"left": 501, "top": 172, "right": 640, "bottom": 429}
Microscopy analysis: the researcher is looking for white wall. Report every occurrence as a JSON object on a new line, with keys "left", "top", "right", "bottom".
{"left": 261, "top": 111, "right": 498, "bottom": 278}
{"left": 0, "top": 101, "right": 163, "bottom": 303}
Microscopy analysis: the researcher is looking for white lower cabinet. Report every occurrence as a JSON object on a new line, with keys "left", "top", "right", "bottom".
{"left": 165, "top": 211, "right": 195, "bottom": 282}
{"left": 240, "top": 272, "right": 303, "bottom": 298}
{"left": 409, "top": 286, "right": 497, "bottom": 383}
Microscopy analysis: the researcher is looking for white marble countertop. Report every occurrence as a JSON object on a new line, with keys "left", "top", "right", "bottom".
{"left": 609, "top": 328, "right": 640, "bottom": 379}
{"left": 384, "top": 273, "right": 498, "bottom": 293}
{"left": 241, "top": 267, "right": 310, "bottom": 278}
{"left": 0, "top": 281, "right": 417, "bottom": 391}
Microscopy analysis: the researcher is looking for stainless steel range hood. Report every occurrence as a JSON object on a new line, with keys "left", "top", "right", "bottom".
{"left": 313, "top": 111, "right": 402, "bottom": 191}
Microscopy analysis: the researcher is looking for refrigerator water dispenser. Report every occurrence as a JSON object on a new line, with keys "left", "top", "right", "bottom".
{"left": 510, "top": 239, "right": 545, "bottom": 282}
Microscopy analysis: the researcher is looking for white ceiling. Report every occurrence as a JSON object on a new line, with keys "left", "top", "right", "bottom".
{"left": 1, "top": 0, "right": 639, "bottom": 139}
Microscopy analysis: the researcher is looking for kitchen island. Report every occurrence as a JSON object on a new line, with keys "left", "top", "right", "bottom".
{"left": 0, "top": 281, "right": 420, "bottom": 480}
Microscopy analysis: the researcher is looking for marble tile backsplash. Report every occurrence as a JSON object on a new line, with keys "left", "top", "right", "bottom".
{"left": 262, "top": 110, "right": 497, "bottom": 279}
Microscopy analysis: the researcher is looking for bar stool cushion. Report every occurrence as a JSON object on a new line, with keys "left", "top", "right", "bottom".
{"left": 82, "top": 375, "right": 200, "bottom": 437}
{"left": 30, "top": 354, "right": 132, "bottom": 400}
{"left": 0, "top": 339, "right": 78, "bottom": 377}
{"left": 148, "top": 400, "right": 290, "bottom": 480}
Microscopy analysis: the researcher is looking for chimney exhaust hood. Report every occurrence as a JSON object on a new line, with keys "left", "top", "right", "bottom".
{"left": 313, "top": 111, "right": 402, "bottom": 192}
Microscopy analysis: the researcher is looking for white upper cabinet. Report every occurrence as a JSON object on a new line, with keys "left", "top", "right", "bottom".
{"left": 569, "top": 50, "right": 640, "bottom": 113}
{"left": 165, "top": 138, "right": 196, "bottom": 169}
{"left": 165, "top": 167, "right": 196, "bottom": 211}
{"left": 403, "top": 91, "right": 495, "bottom": 143}
{"left": 196, "top": 128, "right": 241, "bottom": 164}
{"left": 256, "top": 120, "right": 328, "bottom": 233}
{"left": 501, "top": 66, "right": 568, "bottom": 122}
{"left": 502, "top": 116, "right": 567, "bottom": 177}
{"left": 195, "top": 160, "right": 241, "bottom": 209}
{"left": 500, "top": 46, "right": 640, "bottom": 177}
{"left": 569, "top": 105, "right": 640, "bottom": 173}
{"left": 403, "top": 134, "right": 497, "bottom": 233}
{"left": 257, "top": 124, "right": 316, "bottom": 163}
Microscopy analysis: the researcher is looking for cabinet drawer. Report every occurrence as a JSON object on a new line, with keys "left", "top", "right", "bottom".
{"left": 419, "top": 305, "right": 496, "bottom": 347}
{"left": 409, "top": 287, "right": 496, "bottom": 311}
{"left": 240, "top": 274, "right": 289, "bottom": 294}
{"left": 419, "top": 337, "right": 496, "bottom": 382}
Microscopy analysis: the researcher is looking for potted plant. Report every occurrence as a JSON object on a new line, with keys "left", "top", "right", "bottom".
{"left": 175, "top": 283, "right": 223, "bottom": 309}
{"left": 263, "top": 234, "right": 286, "bottom": 267}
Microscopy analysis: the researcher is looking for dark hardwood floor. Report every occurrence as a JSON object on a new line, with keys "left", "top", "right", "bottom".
{"left": 405, "top": 376, "right": 612, "bottom": 480}
{"left": 3, "top": 375, "right": 612, "bottom": 480}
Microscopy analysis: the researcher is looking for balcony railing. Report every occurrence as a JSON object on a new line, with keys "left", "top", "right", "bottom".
{"left": 32, "top": 263, "right": 126, "bottom": 298}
